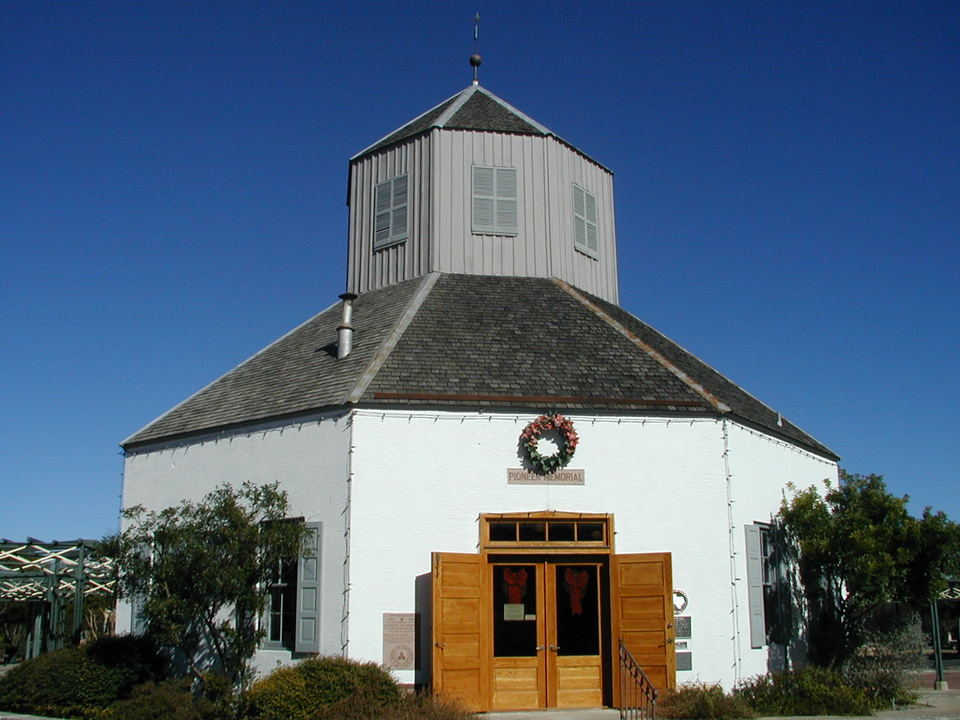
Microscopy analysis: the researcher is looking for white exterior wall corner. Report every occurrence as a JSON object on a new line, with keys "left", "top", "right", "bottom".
{"left": 118, "top": 412, "right": 354, "bottom": 678}
{"left": 346, "top": 409, "right": 815, "bottom": 689}
{"left": 724, "top": 419, "right": 840, "bottom": 684}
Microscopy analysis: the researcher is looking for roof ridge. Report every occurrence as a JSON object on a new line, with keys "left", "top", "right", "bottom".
{"left": 350, "top": 88, "right": 465, "bottom": 160}
{"left": 434, "top": 85, "right": 478, "bottom": 126}
{"left": 552, "top": 278, "right": 732, "bottom": 413}
{"left": 345, "top": 272, "right": 441, "bottom": 403}
{"left": 467, "top": 86, "right": 554, "bottom": 136}
{"left": 120, "top": 298, "right": 341, "bottom": 447}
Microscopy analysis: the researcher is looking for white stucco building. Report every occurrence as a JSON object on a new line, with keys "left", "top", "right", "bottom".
{"left": 119, "top": 78, "right": 839, "bottom": 712}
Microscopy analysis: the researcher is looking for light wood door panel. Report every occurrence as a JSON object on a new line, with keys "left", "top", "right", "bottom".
{"left": 611, "top": 552, "right": 675, "bottom": 705}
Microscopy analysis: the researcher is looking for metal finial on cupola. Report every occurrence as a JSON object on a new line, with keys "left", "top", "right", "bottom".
{"left": 470, "top": 12, "right": 482, "bottom": 85}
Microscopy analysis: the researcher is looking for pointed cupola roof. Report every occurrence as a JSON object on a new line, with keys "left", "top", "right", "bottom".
{"left": 353, "top": 84, "right": 599, "bottom": 164}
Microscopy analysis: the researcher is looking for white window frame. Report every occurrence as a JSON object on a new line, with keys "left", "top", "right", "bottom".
{"left": 374, "top": 175, "right": 409, "bottom": 249}
{"left": 573, "top": 184, "right": 599, "bottom": 257}
{"left": 472, "top": 165, "right": 518, "bottom": 236}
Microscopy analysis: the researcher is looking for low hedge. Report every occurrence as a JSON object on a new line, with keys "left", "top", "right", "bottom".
{"left": 101, "top": 679, "right": 226, "bottom": 720}
{"left": 0, "top": 635, "right": 164, "bottom": 718}
{"left": 659, "top": 683, "right": 755, "bottom": 719}
{"left": 245, "top": 656, "right": 401, "bottom": 720}
{"left": 736, "top": 667, "right": 873, "bottom": 716}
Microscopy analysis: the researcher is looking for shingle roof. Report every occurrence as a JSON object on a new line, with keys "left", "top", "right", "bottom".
{"left": 123, "top": 273, "right": 837, "bottom": 460}
{"left": 353, "top": 84, "right": 578, "bottom": 160}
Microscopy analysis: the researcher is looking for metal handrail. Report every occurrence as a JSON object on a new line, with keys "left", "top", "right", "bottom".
{"left": 619, "top": 638, "right": 658, "bottom": 720}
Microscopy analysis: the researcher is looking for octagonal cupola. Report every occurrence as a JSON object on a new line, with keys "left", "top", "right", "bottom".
{"left": 345, "top": 83, "right": 619, "bottom": 303}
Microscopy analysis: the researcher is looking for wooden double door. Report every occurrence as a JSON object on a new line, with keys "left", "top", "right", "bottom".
{"left": 490, "top": 558, "right": 605, "bottom": 710}
{"left": 432, "top": 550, "right": 674, "bottom": 712}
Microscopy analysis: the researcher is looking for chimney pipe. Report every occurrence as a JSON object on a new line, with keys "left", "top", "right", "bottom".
{"left": 337, "top": 293, "right": 358, "bottom": 359}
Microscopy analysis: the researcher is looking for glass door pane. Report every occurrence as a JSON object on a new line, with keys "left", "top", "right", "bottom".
{"left": 493, "top": 565, "right": 538, "bottom": 657}
{"left": 554, "top": 565, "right": 599, "bottom": 656}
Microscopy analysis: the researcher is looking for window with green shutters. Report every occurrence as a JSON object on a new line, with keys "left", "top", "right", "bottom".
{"left": 573, "top": 184, "right": 599, "bottom": 256}
{"left": 472, "top": 165, "right": 518, "bottom": 235}
{"left": 262, "top": 520, "right": 322, "bottom": 653}
{"left": 374, "top": 175, "right": 408, "bottom": 249}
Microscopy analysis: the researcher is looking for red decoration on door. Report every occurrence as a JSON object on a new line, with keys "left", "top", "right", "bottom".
{"left": 563, "top": 568, "right": 589, "bottom": 615}
{"left": 502, "top": 568, "right": 529, "bottom": 603}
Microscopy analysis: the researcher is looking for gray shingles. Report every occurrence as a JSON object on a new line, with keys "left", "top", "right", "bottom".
{"left": 123, "top": 276, "right": 429, "bottom": 447}
{"left": 124, "top": 273, "right": 836, "bottom": 460}
{"left": 356, "top": 86, "right": 550, "bottom": 159}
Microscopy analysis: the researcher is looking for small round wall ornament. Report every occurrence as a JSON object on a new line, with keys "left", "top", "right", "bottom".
{"left": 520, "top": 413, "right": 579, "bottom": 474}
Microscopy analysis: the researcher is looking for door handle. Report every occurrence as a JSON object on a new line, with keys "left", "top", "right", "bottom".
{"left": 536, "top": 645, "right": 545, "bottom": 651}
{"left": 549, "top": 644, "right": 560, "bottom": 651}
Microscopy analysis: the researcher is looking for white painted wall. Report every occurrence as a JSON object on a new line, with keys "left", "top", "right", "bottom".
{"left": 118, "top": 412, "right": 353, "bottom": 678}
{"left": 726, "top": 421, "right": 839, "bottom": 682}
{"left": 346, "top": 409, "right": 838, "bottom": 689}
{"left": 118, "top": 407, "right": 837, "bottom": 690}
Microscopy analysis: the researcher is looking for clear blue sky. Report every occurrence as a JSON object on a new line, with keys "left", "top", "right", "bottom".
{"left": 2, "top": 1, "right": 958, "bottom": 542}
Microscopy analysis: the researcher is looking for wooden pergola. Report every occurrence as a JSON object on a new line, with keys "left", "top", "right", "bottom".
{"left": 0, "top": 539, "right": 115, "bottom": 659}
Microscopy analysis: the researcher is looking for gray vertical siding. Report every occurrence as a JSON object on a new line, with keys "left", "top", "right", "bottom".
{"left": 347, "top": 129, "right": 618, "bottom": 303}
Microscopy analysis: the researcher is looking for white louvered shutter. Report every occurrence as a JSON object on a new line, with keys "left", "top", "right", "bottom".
{"left": 473, "top": 166, "right": 517, "bottom": 234}
{"left": 495, "top": 167, "right": 517, "bottom": 232}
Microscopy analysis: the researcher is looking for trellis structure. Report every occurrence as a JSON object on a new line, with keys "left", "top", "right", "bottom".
{"left": 0, "top": 539, "right": 115, "bottom": 659}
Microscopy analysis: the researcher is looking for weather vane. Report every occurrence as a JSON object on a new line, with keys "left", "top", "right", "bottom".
{"left": 470, "top": 13, "right": 482, "bottom": 85}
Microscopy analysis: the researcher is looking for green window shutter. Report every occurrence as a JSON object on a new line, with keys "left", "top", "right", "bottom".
{"left": 295, "top": 522, "right": 322, "bottom": 653}
{"left": 744, "top": 524, "right": 766, "bottom": 649}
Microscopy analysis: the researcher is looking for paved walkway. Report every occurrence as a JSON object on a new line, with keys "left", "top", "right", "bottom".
{"left": 481, "top": 688, "right": 960, "bottom": 720}
{"left": 2, "top": 687, "right": 958, "bottom": 720}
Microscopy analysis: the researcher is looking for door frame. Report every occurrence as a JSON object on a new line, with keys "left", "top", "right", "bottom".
{"left": 488, "top": 556, "right": 608, "bottom": 710}
{"left": 432, "top": 511, "right": 674, "bottom": 712}
{"left": 480, "top": 511, "right": 615, "bottom": 711}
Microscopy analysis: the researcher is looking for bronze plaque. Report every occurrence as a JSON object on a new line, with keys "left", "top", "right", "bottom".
{"left": 382, "top": 613, "right": 416, "bottom": 670}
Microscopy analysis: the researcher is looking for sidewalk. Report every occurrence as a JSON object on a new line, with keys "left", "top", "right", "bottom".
{"left": 3, "top": 688, "right": 959, "bottom": 720}
{"left": 482, "top": 688, "right": 960, "bottom": 720}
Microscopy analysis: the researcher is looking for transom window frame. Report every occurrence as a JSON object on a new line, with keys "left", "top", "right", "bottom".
{"left": 373, "top": 174, "right": 409, "bottom": 250}
{"left": 572, "top": 183, "right": 599, "bottom": 258}
{"left": 480, "top": 511, "right": 614, "bottom": 555}
{"left": 472, "top": 165, "right": 519, "bottom": 236}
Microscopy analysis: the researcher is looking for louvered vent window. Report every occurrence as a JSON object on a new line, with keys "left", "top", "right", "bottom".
{"left": 573, "top": 184, "right": 599, "bottom": 256}
{"left": 374, "top": 175, "right": 408, "bottom": 249}
{"left": 472, "top": 166, "right": 518, "bottom": 235}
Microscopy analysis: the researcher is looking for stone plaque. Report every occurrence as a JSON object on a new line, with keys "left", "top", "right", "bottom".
{"left": 675, "top": 615, "right": 692, "bottom": 638}
{"left": 382, "top": 613, "right": 416, "bottom": 670}
{"left": 677, "top": 651, "right": 693, "bottom": 671}
{"left": 507, "top": 468, "right": 585, "bottom": 485}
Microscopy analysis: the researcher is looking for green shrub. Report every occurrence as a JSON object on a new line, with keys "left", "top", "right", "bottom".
{"left": 736, "top": 667, "right": 872, "bottom": 716}
{"left": 0, "top": 635, "right": 164, "bottom": 718}
{"left": 101, "top": 679, "right": 226, "bottom": 720}
{"left": 246, "top": 656, "right": 401, "bottom": 720}
{"left": 659, "top": 682, "right": 755, "bottom": 719}
{"left": 313, "top": 690, "right": 474, "bottom": 720}
{"left": 842, "top": 617, "right": 923, "bottom": 708}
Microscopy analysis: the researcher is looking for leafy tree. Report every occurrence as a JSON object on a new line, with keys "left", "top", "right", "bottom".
{"left": 777, "top": 471, "right": 960, "bottom": 667}
{"left": 104, "top": 482, "right": 307, "bottom": 689}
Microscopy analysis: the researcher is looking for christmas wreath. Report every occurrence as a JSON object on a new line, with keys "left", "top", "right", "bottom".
{"left": 520, "top": 413, "right": 579, "bottom": 474}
